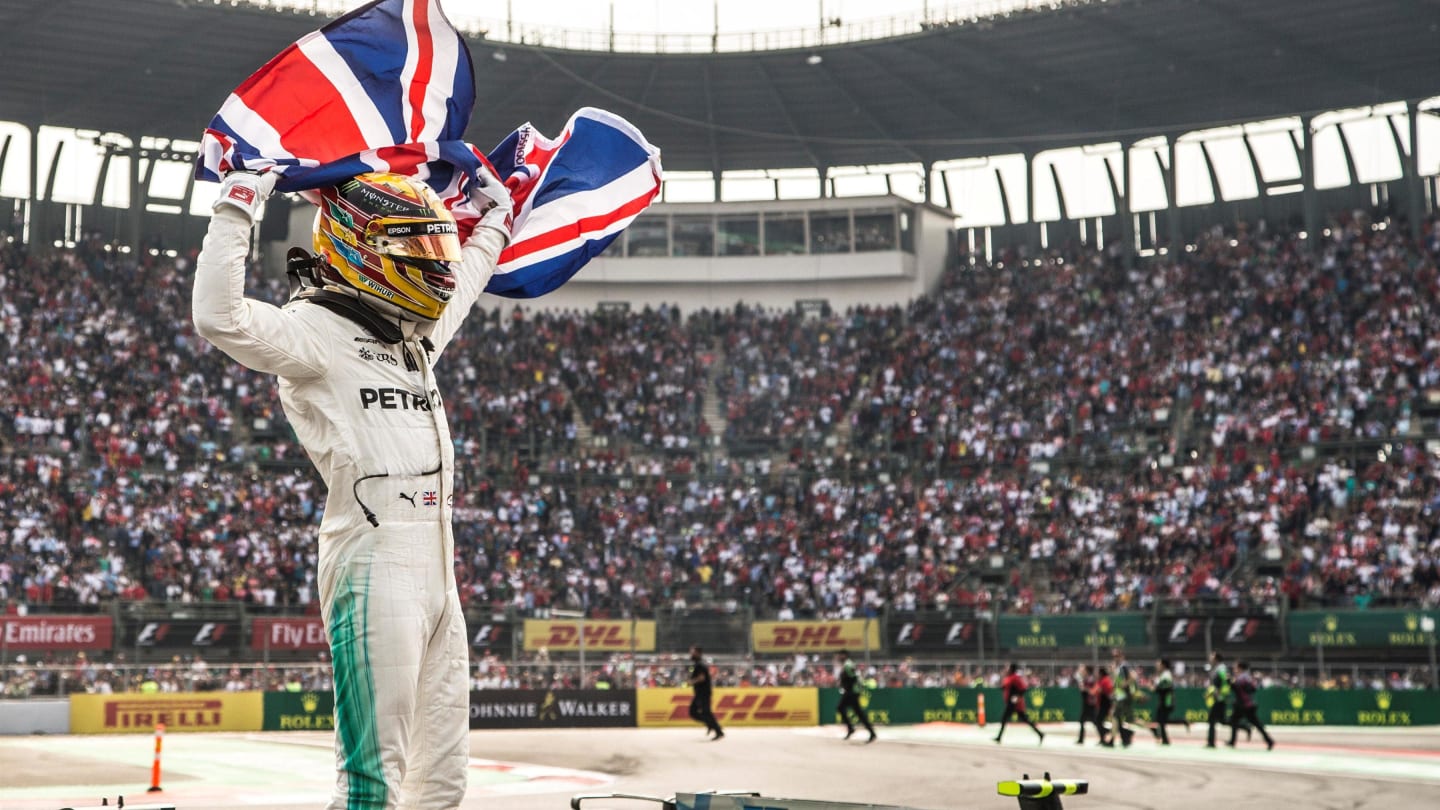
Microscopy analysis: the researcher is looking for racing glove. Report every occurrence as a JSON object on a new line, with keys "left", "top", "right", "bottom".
{"left": 469, "top": 163, "right": 514, "bottom": 244}
{"left": 213, "top": 170, "right": 278, "bottom": 225}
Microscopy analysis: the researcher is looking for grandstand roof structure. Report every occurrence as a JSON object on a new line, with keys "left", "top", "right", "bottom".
{"left": 0, "top": 0, "right": 1436, "bottom": 172}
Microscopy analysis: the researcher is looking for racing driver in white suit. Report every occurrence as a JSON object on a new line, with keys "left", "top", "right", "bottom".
{"left": 193, "top": 166, "right": 512, "bottom": 809}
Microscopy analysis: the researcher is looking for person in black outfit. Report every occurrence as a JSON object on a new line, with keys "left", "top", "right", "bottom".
{"left": 1227, "top": 661, "right": 1274, "bottom": 750}
{"left": 1075, "top": 664, "right": 1103, "bottom": 745}
{"left": 1149, "top": 658, "right": 1177, "bottom": 745}
{"left": 688, "top": 645, "right": 724, "bottom": 740}
{"left": 835, "top": 649, "right": 876, "bottom": 742}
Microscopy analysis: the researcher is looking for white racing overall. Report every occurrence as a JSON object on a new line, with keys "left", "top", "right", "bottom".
{"left": 194, "top": 205, "right": 506, "bottom": 809}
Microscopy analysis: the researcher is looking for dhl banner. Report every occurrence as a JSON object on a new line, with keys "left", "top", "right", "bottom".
{"left": 522, "top": 619, "right": 657, "bottom": 652}
{"left": 637, "top": 687, "right": 817, "bottom": 727}
{"left": 71, "top": 692, "right": 263, "bottom": 734}
{"left": 751, "top": 619, "right": 880, "bottom": 653}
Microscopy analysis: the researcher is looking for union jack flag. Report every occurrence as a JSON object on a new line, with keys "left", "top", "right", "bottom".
{"left": 196, "top": 0, "right": 661, "bottom": 299}
{"left": 422, "top": 491, "right": 438, "bottom": 506}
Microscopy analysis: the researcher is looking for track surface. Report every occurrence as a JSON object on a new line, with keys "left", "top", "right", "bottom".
{"left": 3, "top": 724, "right": 1439, "bottom": 810}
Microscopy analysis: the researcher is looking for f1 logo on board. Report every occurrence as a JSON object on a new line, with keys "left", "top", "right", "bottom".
{"left": 192, "top": 623, "right": 227, "bottom": 646}
{"left": 945, "top": 622, "right": 974, "bottom": 645}
{"left": 1167, "top": 619, "right": 1204, "bottom": 644}
{"left": 1224, "top": 618, "right": 1261, "bottom": 643}
{"left": 472, "top": 624, "right": 504, "bottom": 647}
{"left": 136, "top": 622, "right": 229, "bottom": 647}
{"left": 897, "top": 622, "right": 974, "bottom": 646}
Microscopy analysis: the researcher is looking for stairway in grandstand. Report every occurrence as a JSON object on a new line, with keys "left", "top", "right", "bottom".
{"left": 701, "top": 348, "right": 729, "bottom": 440}
{"left": 572, "top": 397, "right": 594, "bottom": 446}
{"left": 1170, "top": 393, "right": 1195, "bottom": 458}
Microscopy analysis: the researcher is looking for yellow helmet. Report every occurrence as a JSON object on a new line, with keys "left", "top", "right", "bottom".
{"left": 313, "top": 172, "right": 462, "bottom": 321}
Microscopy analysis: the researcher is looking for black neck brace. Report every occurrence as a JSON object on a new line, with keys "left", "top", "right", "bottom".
{"left": 305, "top": 289, "right": 405, "bottom": 345}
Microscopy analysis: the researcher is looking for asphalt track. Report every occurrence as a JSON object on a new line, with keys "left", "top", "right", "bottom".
{"left": 3, "top": 723, "right": 1439, "bottom": 810}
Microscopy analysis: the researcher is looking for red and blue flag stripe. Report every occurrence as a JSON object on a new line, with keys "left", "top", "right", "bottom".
{"left": 195, "top": 0, "right": 661, "bottom": 300}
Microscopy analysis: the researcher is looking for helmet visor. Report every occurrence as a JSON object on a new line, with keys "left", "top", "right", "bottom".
{"left": 368, "top": 218, "right": 463, "bottom": 262}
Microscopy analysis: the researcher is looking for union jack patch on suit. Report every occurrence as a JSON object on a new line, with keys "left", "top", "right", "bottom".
{"left": 423, "top": 491, "right": 437, "bottom": 506}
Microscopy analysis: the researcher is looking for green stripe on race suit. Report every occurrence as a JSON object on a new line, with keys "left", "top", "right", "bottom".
{"left": 333, "top": 566, "right": 386, "bottom": 809}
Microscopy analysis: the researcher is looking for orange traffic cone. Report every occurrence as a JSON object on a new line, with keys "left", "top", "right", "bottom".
{"left": 978, "top": 693, "right": 987, "bottom": 727}
{"left": 147, "top": 723, "right": 165, "bottom": 792}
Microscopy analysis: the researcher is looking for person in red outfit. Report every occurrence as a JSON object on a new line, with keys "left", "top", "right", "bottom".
{"left": 1094, "top": 666, "right": 1115, "bottom": 746}
{"left": 1075, "top": 664, "right": 1105, "bottom": 745}
{"left": 994, "top": 662, "right": 1044, "bottom": 745}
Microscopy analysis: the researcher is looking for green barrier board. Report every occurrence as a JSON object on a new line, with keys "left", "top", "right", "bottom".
{"left": 262, "top": 690, "right": 335, "bottom": 731}
{"left": 1286, "top": 610, "right": 1439, "bottom": 649}
{"left": 819, "top": 687, "right": 1078, "bottom": 726}
{"left": 996, "top": 613, "right": 1149, "bottom": 651}
{"left": 820, "top": 687, "right": 1440, "bottom": 727}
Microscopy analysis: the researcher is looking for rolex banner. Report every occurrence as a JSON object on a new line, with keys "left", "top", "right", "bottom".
{"left": 996, "top": 613, "right": 1149, "bottom": 651}
{"left": 815, "top": 688, "right": 1440, "bottom": 727}
{"left": 817, "top": 688, "right": 1024, "bottom": 726}
{"left": 263, "top": 690, "right": 335, "bottom": 731}
{"left": 1250, "top": 687, "right": 1440, "bottom": 727}
{"left": 1286, "top": 610, "right": 1438, "bottom": 649}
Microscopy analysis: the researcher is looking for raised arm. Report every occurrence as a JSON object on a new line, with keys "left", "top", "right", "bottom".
{"left": 426, "top": 164, "right": 515, "bottom": 358}
{"left": 192, "top": 173, "right": 330, "bottom": 378}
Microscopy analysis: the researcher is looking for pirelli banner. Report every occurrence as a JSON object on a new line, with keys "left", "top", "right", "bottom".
{"left": 1, "top": 615, "right": 113, "bottom": 652}
{"left": 521, "top": 619, "right": 656, "bottom": 652}
{"left": 70, "top": 692, "right": 263, "bottom": 734}
{"left": 751, "top": 620, "right": 880, "bottom": 654}
{"left": 1287, "top": 610, "right": 1438, "bottom": 650}
{"left": 637, "top": 687, "right": 818, "bottom": 727}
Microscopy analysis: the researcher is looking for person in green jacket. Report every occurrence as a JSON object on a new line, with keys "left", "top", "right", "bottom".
{"left": 835, "top": 650, "right": 876, "bottom": 743}
{"left": 1108, "top": 648, "right": 1136, "bottom": 747}
{"left": 1205, "top": 651, "right": 1231, "bottom": 748}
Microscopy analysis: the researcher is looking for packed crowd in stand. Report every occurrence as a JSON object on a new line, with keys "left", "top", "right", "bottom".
{"left": 3, "top": 211, "right": 1440, "bottom": 628}
{"left": 715, "top": 304, "right": 900, "bottom": 446}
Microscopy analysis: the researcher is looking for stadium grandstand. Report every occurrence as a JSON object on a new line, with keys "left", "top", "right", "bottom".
{"left": 1, "top": 0, "right": 1439, "bottom": 713}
